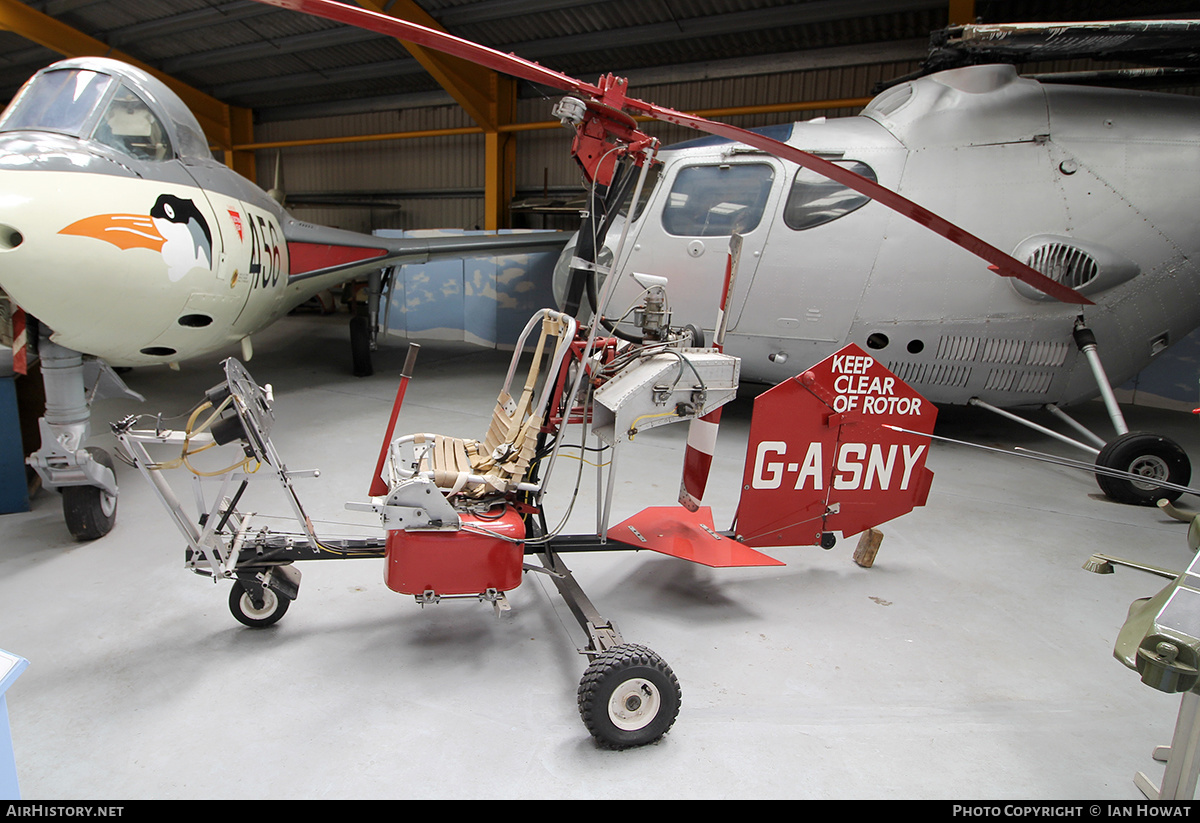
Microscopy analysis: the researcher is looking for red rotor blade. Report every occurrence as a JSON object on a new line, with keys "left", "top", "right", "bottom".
{"left": 248, "top": 0, "right": 1091, "bottom": 305}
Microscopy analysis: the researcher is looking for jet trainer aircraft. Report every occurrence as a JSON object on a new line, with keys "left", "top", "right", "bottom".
{"left": 0, "top": 55, "right": 568, "bottom": 540}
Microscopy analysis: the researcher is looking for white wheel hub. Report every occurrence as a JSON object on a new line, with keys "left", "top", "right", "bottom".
{"left": 608, "top": 677, "right": 661, "bottom": 731}
{"left": 240, "top": 589, "right": 278, "bottom": 618}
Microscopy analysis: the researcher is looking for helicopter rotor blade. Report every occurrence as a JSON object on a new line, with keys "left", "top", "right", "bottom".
{"left": 248, "top": 0, "right": 1091, "bottom": 305}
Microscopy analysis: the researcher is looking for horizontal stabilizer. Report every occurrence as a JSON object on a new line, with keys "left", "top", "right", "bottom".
{"left": 607, "top": 506, "right": 784, "bottom": 568}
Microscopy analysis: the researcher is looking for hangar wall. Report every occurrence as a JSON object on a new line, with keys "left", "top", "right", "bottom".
{"left": 252, "top": 105, "right": 486, "bottom": 233}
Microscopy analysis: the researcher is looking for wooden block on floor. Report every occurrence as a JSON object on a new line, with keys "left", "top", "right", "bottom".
{"left": 853, "top": 527, "right": 884, "bottom": 568}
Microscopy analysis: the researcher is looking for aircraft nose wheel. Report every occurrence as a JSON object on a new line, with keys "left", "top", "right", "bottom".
{"left": 228, "top": 580, "right": 290, "bottom": 628}
{"left": 1095, "top": 432, "right": 1191, "bottom": 506}
{"left": 61, "top": 447, "right": 118, "bottom": 541}
{"left": 577, "top": 644, "right": 681, "bottom": 749}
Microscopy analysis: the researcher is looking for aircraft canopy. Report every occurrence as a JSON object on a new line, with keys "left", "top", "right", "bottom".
{"left": 0, "top": 57, "right": 213, "bottom": 164}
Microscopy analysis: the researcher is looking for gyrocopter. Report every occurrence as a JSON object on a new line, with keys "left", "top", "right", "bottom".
{"left": 107, "top": 0, "right": 1122, "bottom": 748}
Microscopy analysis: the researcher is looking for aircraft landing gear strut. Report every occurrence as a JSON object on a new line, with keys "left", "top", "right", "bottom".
{"left": 970, "top": 319, "right": 1191, "bottom": 505}
{"left": 349, "top": 268, "right": 387, "bottom": 378}
{"left": 27, "top": 338, "right": 139, "bottom": 540}
{"left": 533, "top": 544, "right": 682, "bottom": 749}
{"left": 1070, "top": 319, "right": 1192, "bottom": 504}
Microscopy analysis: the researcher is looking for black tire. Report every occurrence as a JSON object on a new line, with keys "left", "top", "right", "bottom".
{"left": 62, "top": 447, "right": 117, "bottom": 541}
{"left": 578, "top": 644, "right": 681, "bottom": 749}
{"left": 1095, "top": 432, "right": 1191, "bottom": 506}
{"left": 350, "top": 313, "right": 373, "bottom": 377}
{"left": 228, "top": 580, "right": 289, "bottom": 628}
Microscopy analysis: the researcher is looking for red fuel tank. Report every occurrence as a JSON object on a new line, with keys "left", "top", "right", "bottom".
{"left": 384, "top": 505, "right": 526, "bottom": 597}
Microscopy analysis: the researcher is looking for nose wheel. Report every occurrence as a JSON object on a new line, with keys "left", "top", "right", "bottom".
{"left": 228, "top": 580, "right": 291, "bottom": 628}
{"left": 61, "top": 447, "right": 118, "bottom": 541}
{"left": 578, "top": 644, "right": 681, "bottom": 749}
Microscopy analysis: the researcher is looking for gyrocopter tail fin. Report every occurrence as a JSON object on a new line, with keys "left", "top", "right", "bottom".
{"left": 734, "top": 344, "right": 938, "bottom": 548}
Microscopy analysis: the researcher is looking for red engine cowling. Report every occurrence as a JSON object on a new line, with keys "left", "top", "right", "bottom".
{"left": 384, "top": 505, "right": 526, "bottom": 597}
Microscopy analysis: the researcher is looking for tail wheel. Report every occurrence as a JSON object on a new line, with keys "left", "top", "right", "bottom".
{"left": 62, "top": 447, "right": 117, "bottom": 541}
{"left": 1095, "top": 432, "right": 1191, "bottom": 506}
{"left": 578, "top": 644, "right": 681, "bottom": 749}
{"left": 228, "top": 581, "right": 289, "bottom": 628}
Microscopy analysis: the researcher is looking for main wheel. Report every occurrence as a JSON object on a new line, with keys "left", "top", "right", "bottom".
{"left": 350, "top": 313, "right": 373, "bottom": 377}
{"left": 1095, "top": 432, "right": 1191, "bottom": 506}
{"left": 62, "top": 447, "right": 117, "bottom": 541}
{"left": 578, "top": 644, "right": 681, "bottom": 749}
{"left": 228, "top": 581, "right": 289, "bottom": 628}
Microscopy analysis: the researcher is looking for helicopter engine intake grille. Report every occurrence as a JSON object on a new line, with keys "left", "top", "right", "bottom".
{"left": 1011, "top": 235, "right": 1140, "bottom": 301}
{"left": 1025, "top": 242, "right": 1099, "bottom": 290}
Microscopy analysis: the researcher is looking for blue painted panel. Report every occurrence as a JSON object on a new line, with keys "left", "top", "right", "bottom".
{"left": 0, "top": 378, "right": 28, "bottom": 515}
{"left": 1123, "top": 326, "right": 1200, "bottom": 406}
{"left": 374, "top": 229, "right": 559, "bottom": 348}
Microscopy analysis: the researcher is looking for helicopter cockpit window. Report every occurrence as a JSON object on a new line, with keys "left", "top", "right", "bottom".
{"left": 0, "top": 69, "right": 114, "bottom": 136}
{"left": 91, "top": 85, "right": 171, "bottom": 161}
{"left": 783, "top": 160, "right": 877, "bottom": 231}
{"left": 661, "top": 163, "right": 775, "bottom": 237}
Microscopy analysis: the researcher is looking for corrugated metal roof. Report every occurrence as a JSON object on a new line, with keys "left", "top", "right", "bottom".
{"left": 3, "top": 0, "right": 1200, "bottom": 121}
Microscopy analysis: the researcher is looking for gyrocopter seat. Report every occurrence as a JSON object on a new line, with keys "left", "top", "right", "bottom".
{"left": 374, "top": 308, "right": 578, "bottom": 600}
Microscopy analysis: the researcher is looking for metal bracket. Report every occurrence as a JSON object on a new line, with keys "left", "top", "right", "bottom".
{"left": 348, "top": 476, "right": 462, "bottom": 530}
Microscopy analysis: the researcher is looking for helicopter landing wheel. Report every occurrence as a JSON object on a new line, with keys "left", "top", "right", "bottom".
{"left": 62, "top": 447, "right": 117, "bottom": 541}
{"left": 578, "top": 644, "right": 681, "bottom": 749}
{"left": 228, "top": 580, "right": 290, "bottom": 628}
{"left": 1095, "top": 431, "right": 1191, "bottom": 506}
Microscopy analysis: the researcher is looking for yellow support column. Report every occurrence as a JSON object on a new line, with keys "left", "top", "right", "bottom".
{"left": 360, "top": 0, "right": 516, "bottom": 229}
{"left": 484, "top": 74, "right": 517, "bottom": 231}
{"left": 228, "top": 105, "right": 257, "bottom": 181}
{"left": 948, "top": 0, "right": 977, "bottom": 26}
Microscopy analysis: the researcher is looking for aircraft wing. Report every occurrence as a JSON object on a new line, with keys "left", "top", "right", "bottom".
{"left": 282, "top": 219, "right": 570, "bottom": 286}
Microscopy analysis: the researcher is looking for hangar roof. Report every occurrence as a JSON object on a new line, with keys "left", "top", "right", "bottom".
{"left": 3, "top": 0, "right": 1199, "bottom": 127}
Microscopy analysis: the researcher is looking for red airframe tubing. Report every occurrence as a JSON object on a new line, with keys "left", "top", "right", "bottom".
{"left": 369, "top": 343, "right": 421, "bottom": 497}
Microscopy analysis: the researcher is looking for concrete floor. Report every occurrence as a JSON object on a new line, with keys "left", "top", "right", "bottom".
{"left": 3, "top": 312, "right": 1200, "bottom": 800}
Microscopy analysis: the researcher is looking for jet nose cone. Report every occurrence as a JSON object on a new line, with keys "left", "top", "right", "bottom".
{"left": 0, "top": 224, "right": 23, "bottom": 250}
{"left": 0, "top": 190, "right": 36, "bottom": 288}
{"left": 0, "top": 169, "right": 178, "bottom": 363}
